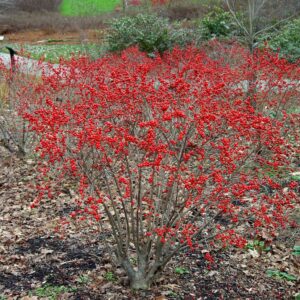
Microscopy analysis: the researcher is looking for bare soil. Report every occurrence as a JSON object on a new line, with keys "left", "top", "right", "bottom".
{"left": 2, "top": 29, "right": 106, "bottom": 44}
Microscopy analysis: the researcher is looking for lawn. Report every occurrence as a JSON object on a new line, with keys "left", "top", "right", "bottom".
{"left": 59, "top": 0, "right": 121, "bottom": 16}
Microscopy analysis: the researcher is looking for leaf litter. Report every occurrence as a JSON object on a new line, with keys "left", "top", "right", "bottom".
{"left": 0, "top": 147, "right": 299, "bottom": 299}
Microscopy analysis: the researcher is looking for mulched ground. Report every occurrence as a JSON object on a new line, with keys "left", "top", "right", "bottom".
{"left": 0, "top": 147, "right": 299, "bottom": 300}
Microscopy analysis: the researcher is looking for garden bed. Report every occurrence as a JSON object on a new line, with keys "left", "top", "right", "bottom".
{"left": 0, "top": 151, "right": 299, "bottom": 299}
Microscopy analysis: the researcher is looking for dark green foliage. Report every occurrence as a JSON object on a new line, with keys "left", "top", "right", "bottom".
{"left": 265, "top": 18, "right": 300, "bottom": 62}
{"left": 106, "top": 14, "right": 196, "bottom": 55}
{"left": 200, "top": 7, "right": 236, "bottom": 40}
{"left": 106, "top": 14, "right": 172, "bottom": 54}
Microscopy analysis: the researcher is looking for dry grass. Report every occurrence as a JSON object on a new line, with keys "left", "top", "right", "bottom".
{"left": 0, "top": 11, "right": 107, "bottom": 35}
{"left": 0, "top": 71, "right": 42, "bottom": 156}
{"left": 0, "top": 81, "right": 9, "bottom": 104}
{"left": 14, "top": 0, "right": 61, "bottom": 12}
{"left": 159, "top": 0, "right": 223, "bottom": 20}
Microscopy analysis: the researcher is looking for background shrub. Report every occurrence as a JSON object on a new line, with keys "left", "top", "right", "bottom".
{"left": 265, "top": 18, "right": 300, "bottom": 62}
{"left": 106, "top": 14, "right": 173, "bottom": 54}
{"left": 199, "top": 7, "right": 236, "bottom": 40}
{"left": 169, "top": 21, "right": 201, "bottom": 48}
{"left": 106, "top": 13, "right": 202, "bottom": 55}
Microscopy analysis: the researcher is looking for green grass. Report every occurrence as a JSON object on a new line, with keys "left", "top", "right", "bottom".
{"left": 59, "top": 0, "right": 121, "bottom": 16}
{"left": 0, "top": 43, "right": 103, "bottom": 63}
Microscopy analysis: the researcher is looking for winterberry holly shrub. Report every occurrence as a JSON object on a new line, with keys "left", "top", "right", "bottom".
{"left": 21, "top": 46, "right": 299, "bottom": 289}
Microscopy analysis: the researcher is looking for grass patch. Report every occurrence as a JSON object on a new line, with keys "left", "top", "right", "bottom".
{"left": 59, "top": 0, "right": 121, "bottom": 16}
{"left": 0, "top": 81, "right": 9, "bottom": 104}
{"left": 31, "top": 284, "right": 76, "bottom": 300}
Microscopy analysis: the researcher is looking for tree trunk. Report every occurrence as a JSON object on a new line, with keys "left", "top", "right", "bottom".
{"left": 120, "top": 255, "right": 163, "bottom": 290}
{"left": 130, "top": 271, "right": 152, "bottom": 290}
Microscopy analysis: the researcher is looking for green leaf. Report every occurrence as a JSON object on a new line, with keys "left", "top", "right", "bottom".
{"left": 175, "top": 267, "right": 189, "bottom": 275}
{"left": 266, "top": 269, "right": 297, "bottom": 281}
{"left": 292, "top": 245, "right": 300, "bottom": 256}
{"left": 291, "top": 175, "right": 300, "bottom": 181}
{"left": 282, "top": 273, "right": 297, "bottom": 281}
{"left": 266, "top": 269, "right": 278, "bottom": 277}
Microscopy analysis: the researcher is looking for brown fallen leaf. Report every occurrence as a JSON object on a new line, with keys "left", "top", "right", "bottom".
{"left": 248, "top": 249, "right": 260, "bottom": 258}
{"left": 155, "top": 296, "right": 168, "bottom": 300}
{"left": 40, "top": 248, "right": 54, "bottom": 255}
{"left": 57, "top": 292, "right": 73, "bottom": 299}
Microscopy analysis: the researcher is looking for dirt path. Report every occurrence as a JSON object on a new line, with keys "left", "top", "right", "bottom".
{"left": 2, "top": 29, "right": 105, "bottom": 44}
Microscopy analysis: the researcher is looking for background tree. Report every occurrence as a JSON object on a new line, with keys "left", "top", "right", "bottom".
{"left": 224, "top": 0, "right": 300, "bottom": 53}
